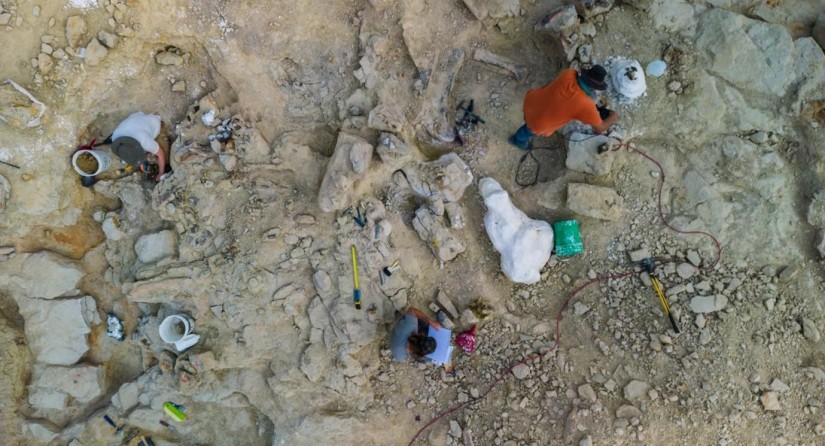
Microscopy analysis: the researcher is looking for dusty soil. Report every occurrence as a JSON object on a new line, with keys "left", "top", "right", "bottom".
{"left": 1, "top": 0, "right": 825, "bottom": 446}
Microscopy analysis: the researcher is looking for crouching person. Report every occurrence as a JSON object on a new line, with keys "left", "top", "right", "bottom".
{"left": 391, "top": 308, "right": 442, "bottom": 362}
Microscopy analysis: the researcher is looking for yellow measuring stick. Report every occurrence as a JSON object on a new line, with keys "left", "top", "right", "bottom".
{"left": 350, "top": 245, "right": 361, "bottom": 309}
{"left": 650, "top": 275, "right": 680, "bottom": 334}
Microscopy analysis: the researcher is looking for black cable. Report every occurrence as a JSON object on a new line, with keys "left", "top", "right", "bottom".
{"left": 514, "top": 133, "right": 607, "bottom": 187}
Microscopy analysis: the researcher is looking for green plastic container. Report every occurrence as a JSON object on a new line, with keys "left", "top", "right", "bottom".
{"left": 553, "top": 220, "right": 584, "bottom": 257}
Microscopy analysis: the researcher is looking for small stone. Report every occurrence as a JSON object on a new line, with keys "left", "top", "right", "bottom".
{"left": 616, "top": 404, "right": 641, "bottom": 419}
{"left": 689, "top": 295, "right": 728, "bottom": 313}
{"left": 695, "top": 314, "right": 706, "bottom": 328}
{"left": 171, "top": 80, "right": 186, "bottom": 92}
{"left": 802, "top": 318, "right": 821, "bottom": 342}
{"left": 0, "top": 13, "right": 11, "bottom": 26}
{"left": 460, "top": 308, "right": 479, "bottom": 325}
{"left": 686, "top": 250, "right": 701, "bottom": 267}
{"left": 667, "top": 81, "right": 682, "bottom": 92}
{"left": 156, "top": 51, "right": 184, "bottom": 66}
{"left": 436, "top": 289, "right": 460, "bottom": 319}
{"left": 573, "top": 302, "right": 591, "bottom": 315}
{"left": 760, "top": 392, "right": 781, "bottom": 411}
{"left": 676, "top": 263, "right": 696, "bottom": 279}
{"left": 624, "top": 380, "right": 650, "bottom": 400}
{"left": 578, "top": 384, "right": 597, "bottom": 403}
{"left": 770, "top": 379, "right": 789, "bottom": 393}
{"left": 98, "top": 30, "right": 119, "bottom": 48}
{"left": 511, "top": 363, "right": 530, "bottom": 380}
{"left": 313, "top": 270, "right": 332, "bottom": 292}
{"left": 749, "top": 131, "right": 768, "bottom": 144}
{"left": 41, "top": 43, "right": 53, "bottom": 55}
{"left": 449, "top": 420, "right": 462, "bottom": 438}
{"left": 37, "top": 53, "right": 53, "bottom": 74}
{"left": 85, "top": 38, "right": 108, "bottom": 66}
{"left": 33, "top": 5, "right": 41, "bottom": 17}
{"left": 698, "top": 328, "right": 712, "bottom": 345}
{"left": 628, "top": 248, "right": 651, "bottom": 263}
{"left": 65, "top": 16, "right": 87, "bottom": 48}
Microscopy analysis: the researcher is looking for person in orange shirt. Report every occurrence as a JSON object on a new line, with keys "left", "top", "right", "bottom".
{"left": 509, "top": 65, "right": 619, "bottom": 150}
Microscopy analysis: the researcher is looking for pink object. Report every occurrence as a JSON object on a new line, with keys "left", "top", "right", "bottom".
{"left": 455, "top": 324, "right": 477, "bottom": 353}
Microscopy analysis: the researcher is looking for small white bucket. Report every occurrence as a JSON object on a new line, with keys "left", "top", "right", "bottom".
{"left": 72, "top": 150, "right": 112, "bottom": 177}
{"left": 159, "top": 314, "right": 200, "bottom": 352}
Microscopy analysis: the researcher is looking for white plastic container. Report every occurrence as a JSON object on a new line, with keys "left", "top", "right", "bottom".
{"left": 159, "top": 314, "right": 200, "bottom": 352}
{"left": 71, "top": 150, "right": 112, "bottom": 177}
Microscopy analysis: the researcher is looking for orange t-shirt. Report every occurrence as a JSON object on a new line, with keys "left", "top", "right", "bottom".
{"left": 523, "top": 69, "right": 602, "bottom": 136}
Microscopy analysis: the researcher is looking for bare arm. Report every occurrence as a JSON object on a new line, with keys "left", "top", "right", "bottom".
{"left": 592, "top": 111, "right": 619, "bottom": 134}
{"left": 155, "top": 148, "right": 167, "bottom": 180}
{"left": 406, "top": 308, "right": 442, "bottom": 330}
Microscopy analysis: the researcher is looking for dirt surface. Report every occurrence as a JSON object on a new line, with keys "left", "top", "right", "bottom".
{"left": 1, "top": 0, "right": 825, "bottom": 445}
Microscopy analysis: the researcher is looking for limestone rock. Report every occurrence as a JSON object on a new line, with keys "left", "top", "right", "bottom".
{"left": 806, "top": 190, "right": 825, "bottom": 227}
{"left": 317, "top": 132, "right": 374, "bottom": 213}
{"left": 480, "top": 177, "right": 554, "bottom": 284}
{"left": 376, "top": 133, "right": 412, "bottom": 164}
{"left": 405, "top": 153, "right": 473, "bottom": 203}
{"left": 300, "top": 344, "right": 332, "bottom": 383}
{"left": 461, "top": 0, "right": 519, "bottom": 21}
{"left": 111, "top": 381, "right": 139, "bottom": 412}
{"left": 0, "top": 13, "right": 11, "bottom": 26}
{"left": 65, "top": 16, "right": 87, "bottom": 48}
{"left": 0, "top": 251, "right": 83, "bottom": 299}
{"left": 578, "top": 384, "right": 597, "bottom": 402}
{"left": 802, "top": 318, "right": 821, "bottom": 342}
{"left": 98, "top": 30, "right": 119, "bottom": 49}
{"left": 535, "top": 4, "right": 579, "bottom": 36}
{"left": 85, "top": 38, "right": 108, "bottom": 66}
{"left": 367, "top": 103, "right": 405, "bottom": 133}
{"left": 695, "top": 9, "right": 795, "bottom": 96}
{"left": 155, "top": 51, "right": 184, "bottom": 66}
{"left": 134, "top": 230, "right": 178, "bottom": 264}
{"left": 30, "top": 364, "right": 107, "bottom": 408}
{"left": 616, "top": 404, "right": 642, "bottom": 419}
{"left": 511, "top": 363, "right": 530, "bottom": 379}
{"left": 624, "top": 380, "right": 650, "bottom": 400}
{"left": 565, "top": 133, "right": 615, "bottom": 176}
{"left": 37, "top": 53, "right": 53, "bottom": 74}
{"left": 567, "top": 183, "right": 624, "bottom": 221}
{"left": 17, "top": 296, "right": 94, "bottom": 365}
{"left": 689, "top": 295, "right": 728, "bottom": 313}
{"left": 23, "top": 422, "right": 59, "bottom": 443}
{"left": 760, "top": 391, "right": 781, "bottom": 411}
{"left": 412, "top": 207, "right": 465, "bottom": 262}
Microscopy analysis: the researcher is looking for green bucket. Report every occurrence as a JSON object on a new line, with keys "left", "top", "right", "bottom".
{"left": 553, "top": 220, "right": 584, "bottom": 257}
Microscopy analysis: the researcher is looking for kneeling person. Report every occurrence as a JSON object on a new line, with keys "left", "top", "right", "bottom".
{"left": 111, "top": 112, "right": 170, "bottom": 181}
{"left": 391, "top": 308, "right": 441, "bottom": 362}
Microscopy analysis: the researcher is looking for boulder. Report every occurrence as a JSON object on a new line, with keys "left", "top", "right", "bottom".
{"left": 480, "top": 177, "right": 554, "bottom": 284}
{"left": 566, "top": 183, "right": 624, "bottom": 221}
{"left": 565, "top": 133, "right": 616, "bottom": 176}
{"left": 134, "top": 230, "right": 178, "bottom": 264}
{"left": 534, "top": 4, "right": 579, "bottom": 36}
{"left": 689, "top": 295, "right": 728, "bottom": 313}
{"left": 695, "top": 9, "right": 795, "bottom": 96}
{"left": 17, "top": 295, "right": 95, "bottom": 365}
{"left": 0, "top": 251, "right": 83, "bottom": 299}
{"left": 85, "top": 38, "right": 108, "bottom": 66}
{"left": 30, "top": 364, "right": 107, "bottom": 406}
{"left": 401, "top": 153, "right": 473, "bottom": 203}
{"left": 317, "top": 133, "right": 374, "bottom": 213}
{"left": 65, "top": 16, "right": 87, "bottom": 48}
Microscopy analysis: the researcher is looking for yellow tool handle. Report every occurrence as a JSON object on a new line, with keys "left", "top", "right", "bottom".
{"left": 350, "top": 245, "right": 360, "bottom": 289}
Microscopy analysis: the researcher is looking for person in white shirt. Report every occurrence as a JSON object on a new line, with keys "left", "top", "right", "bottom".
{"left": 110, "top": 112, "right": 170, "bottom": 181}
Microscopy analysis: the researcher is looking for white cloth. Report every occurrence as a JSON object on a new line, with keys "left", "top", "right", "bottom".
{"left": 112, "top": 112, "right": 161, "bottom": 154}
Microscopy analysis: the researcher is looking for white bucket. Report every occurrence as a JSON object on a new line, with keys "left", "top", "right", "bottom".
{"left": 159, "top": 314, "right": 200, "bottom": 352}
{"left": 72, "top": 149, "right": 112, "bottom": 177}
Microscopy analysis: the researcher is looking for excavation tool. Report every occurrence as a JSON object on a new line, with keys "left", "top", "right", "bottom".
{"left": 344, "top": 206, "right": 367, "bottom": 228}
{"left": 350, "top": 244, "right": 362, "bottom": 309}
{"left": 163, "top": 402, "right": 187, "bottom": 422}
{"left": 103, "top": 414, "right": 123, "bottom": 434}
{"left": 382, "top": 260, "right": 401, "bottom": 277}
{"left": 639, "top": 258, "right": 681, "bottom": 334}
{"left": 454, "top": 99, "right": 485, "bottom": 145}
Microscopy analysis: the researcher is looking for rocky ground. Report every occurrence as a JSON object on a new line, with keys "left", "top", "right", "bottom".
{"left": 1, "top": 0, "right": 825, "bottom": 445}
